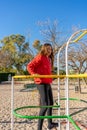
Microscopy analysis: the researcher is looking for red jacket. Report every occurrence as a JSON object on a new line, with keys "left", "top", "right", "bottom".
{"left": 27, "top": 54, "right": 52, "bottom": 84}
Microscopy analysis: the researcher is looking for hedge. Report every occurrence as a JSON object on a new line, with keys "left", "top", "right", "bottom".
{"left": 0, "top": 72, "right": 15, "bottom": 83}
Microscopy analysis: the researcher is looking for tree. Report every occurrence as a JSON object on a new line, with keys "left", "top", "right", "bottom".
{"left": 68, "top": 42, "right": 87, "bottom": 93}
{"left": 33, "top": 40, "right": 42, "bottom": 53}
{"left": 60, "top": 41, "right": 87, "bottom": 93}
{"left": 0, "top": 34, "right": 33, "bottom": 74}
{"left": 68, "top": 43, "right": 87, "bottom": 74}
{"left": 37, "top": 19, "right": 68, "bottom": 55}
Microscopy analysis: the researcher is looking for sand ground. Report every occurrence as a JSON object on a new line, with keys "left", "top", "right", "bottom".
{"left": 0, "top": 80, "right": 87, "bottom": 130}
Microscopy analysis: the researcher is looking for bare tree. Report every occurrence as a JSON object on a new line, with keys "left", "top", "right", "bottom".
{"left": 68, "top": 43, "right": 87, "bottom": 73}
{"left": 60, "top": 40, "right": 87, "bottom": 93}
{"left": 37, "top": 19, "right": 69, "bottom": 55}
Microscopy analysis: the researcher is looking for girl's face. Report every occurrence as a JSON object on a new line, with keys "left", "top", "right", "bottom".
{"left": 46, "top": 45, "right": 52, "bottom": 56}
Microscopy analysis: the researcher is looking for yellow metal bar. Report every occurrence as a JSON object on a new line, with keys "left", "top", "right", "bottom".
{"left": 73, "top": 30, "right": 87, "bottom": 43}
{"left": 67, "top": 74, "right": 87, "bottom": 78}
{"left": 13, "top": 75, "right": 64, "bottom": 79}
{"left": 13, "top": 74, "right": 87, "bottom": 79}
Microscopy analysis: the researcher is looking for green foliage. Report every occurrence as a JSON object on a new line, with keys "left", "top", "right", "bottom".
{"left": 0, "top": 34, "right": 33, "bottom": 74}
{"left": 0, "top": 72, "right": 15, "bottom": 83}
{"left": 53, "top": 67, "right": 66, "bottom": 75}
{"left": 33, "top": 40, "right": 42, "bottom": 52}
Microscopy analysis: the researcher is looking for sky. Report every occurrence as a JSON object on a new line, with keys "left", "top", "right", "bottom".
{"left": 0, "top": 0, "right": 87, "bottom": 45}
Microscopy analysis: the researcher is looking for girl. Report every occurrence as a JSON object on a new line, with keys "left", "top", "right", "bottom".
{"left": 27, "top": 43, "right": 58, "bottom": 130}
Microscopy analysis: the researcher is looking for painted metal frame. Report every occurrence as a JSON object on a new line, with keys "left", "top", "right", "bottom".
{"left": 11, "top": 29, "right": 87, "bottom": 130}
{"left": 57, "top": 29, "right": 87, "bottom": 130}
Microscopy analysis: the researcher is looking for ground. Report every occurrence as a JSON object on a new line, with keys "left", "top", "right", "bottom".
{"left": 0, "top": 80, "right": 87, "bottom": 130}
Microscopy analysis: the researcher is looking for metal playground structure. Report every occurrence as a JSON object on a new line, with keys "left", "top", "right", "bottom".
{"left": 11, "top": 29, "right": 87, "bottom": 130}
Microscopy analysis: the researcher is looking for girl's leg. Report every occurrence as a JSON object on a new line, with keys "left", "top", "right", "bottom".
{"left": 46, "top": 84, "right": 59, "bottom": 129}
{"left": 37, "top": 84, "right": 48, "bottom": 130}
{"left": 46, "top": 84, "right": 53, "bottom": 125}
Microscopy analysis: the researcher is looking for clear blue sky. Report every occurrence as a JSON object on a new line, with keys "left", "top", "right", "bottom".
{"left": 0, "top": 0, "right": 87, "bottom": 44}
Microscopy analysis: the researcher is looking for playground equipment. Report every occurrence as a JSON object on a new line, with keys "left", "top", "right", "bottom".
{"left": 57, "top": 29, "right": 87, "bottom": 130}
{"left": 11, "top": 29, "right": 87, "bottom": 130}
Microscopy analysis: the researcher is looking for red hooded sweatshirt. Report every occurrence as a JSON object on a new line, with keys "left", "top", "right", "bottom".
{"left": 27, "top": 54, "right": 52, "bottom": 84}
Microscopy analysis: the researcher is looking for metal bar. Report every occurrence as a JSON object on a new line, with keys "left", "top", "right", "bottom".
{"left": 68, "top": 116, "right": 81, "bottom": 130}
{"left": 73, "top": 30, "right": 87, "bottom": 43}
{"left": 57, "top": 51, "right": 61, "bottom": 130}
{"left": 11, "top": 77, "right": 14, "bottom": 130}
{"left": 13, "top": 74, "right": 87, "bottom": 79}
{"left": 65, "top": 29, "right": 87, "bottom": 130}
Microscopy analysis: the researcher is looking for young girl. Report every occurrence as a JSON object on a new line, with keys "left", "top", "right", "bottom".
{"left": 27, "top": 43, "right": 58, "bottom": 130}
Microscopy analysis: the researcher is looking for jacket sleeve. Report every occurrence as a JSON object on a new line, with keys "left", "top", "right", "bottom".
{"left": 27, "top": 54, "right": 42, "bottom": 75}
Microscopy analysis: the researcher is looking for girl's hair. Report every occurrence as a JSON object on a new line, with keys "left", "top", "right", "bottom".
{"left": 40, "top": 43, "right": 54, "bottom": 68}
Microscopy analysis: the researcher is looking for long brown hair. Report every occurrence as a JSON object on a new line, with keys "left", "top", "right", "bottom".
{"left": 40, "top": 43, "right": 54, "bottom": 69}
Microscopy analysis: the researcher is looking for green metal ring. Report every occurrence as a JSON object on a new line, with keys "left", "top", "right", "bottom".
{"left": 13, "top": 98, "right": 87, "bottom": 119}
{"left": 13, "top": 105, "right": 60, "bottom": 119}
{"left": 13, "top": 98, "right": 87, "bottom": 130}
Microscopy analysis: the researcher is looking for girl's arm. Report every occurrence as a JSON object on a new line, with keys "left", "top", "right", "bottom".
{"left": 27, "top": 54, "right": 42, "bottom": 75}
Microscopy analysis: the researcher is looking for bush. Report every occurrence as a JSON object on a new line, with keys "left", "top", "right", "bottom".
{"left": 0, "top": 72, "right": 15, "bottom": 83}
